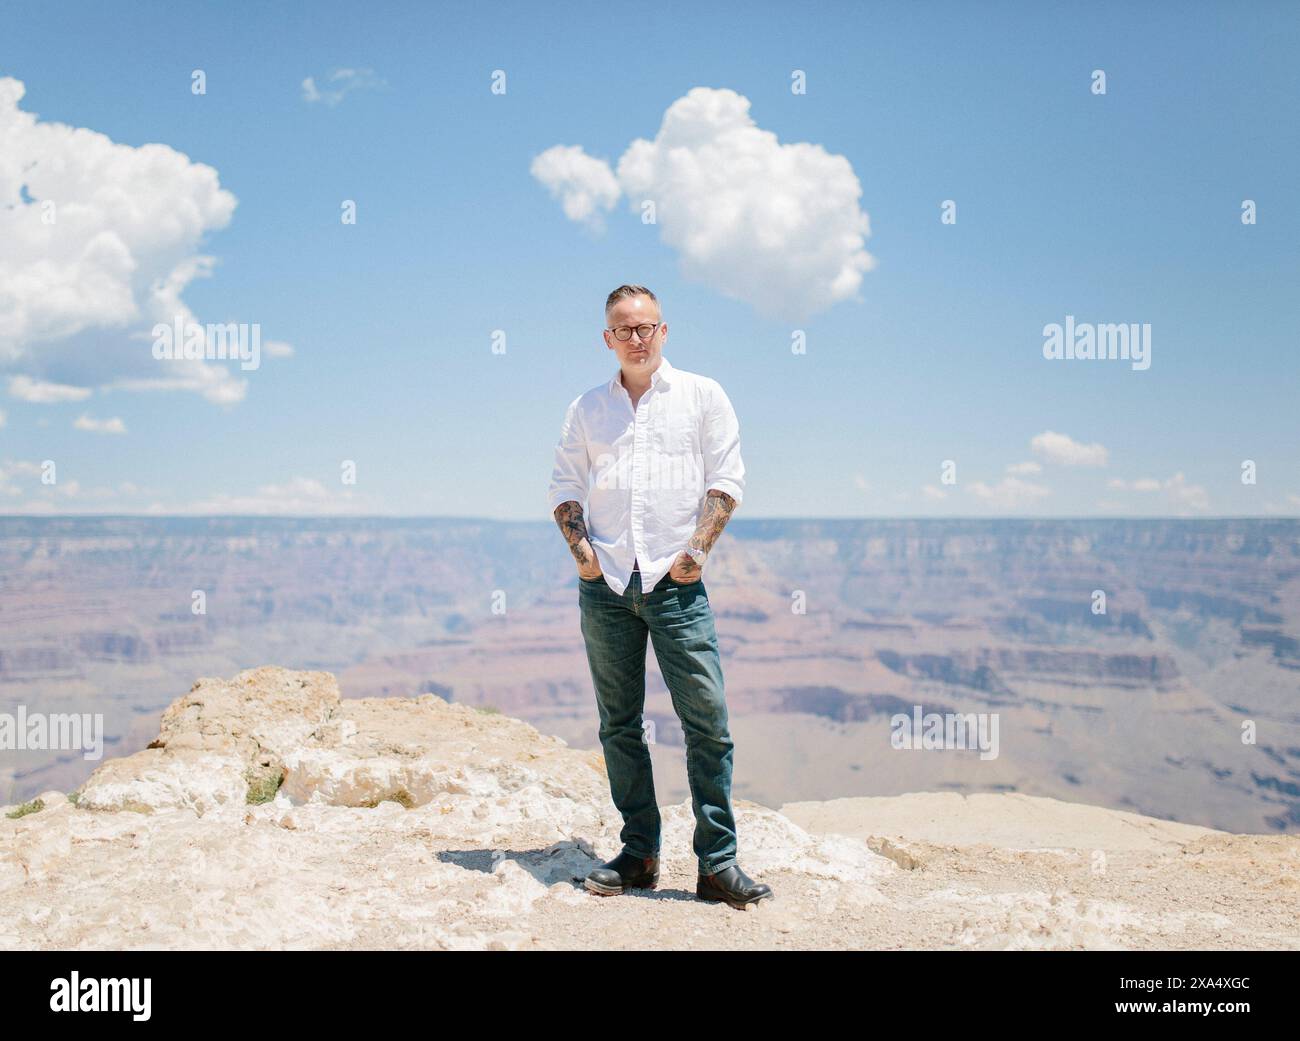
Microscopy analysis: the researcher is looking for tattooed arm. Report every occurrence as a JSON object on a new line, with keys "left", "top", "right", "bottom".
{"left": 679, "top": 379, "right": 744, "bottom": 582}
{"left": 672, "top": 488, "right": 738, "bottom": 581}
{"left": 553, "top": 500, "right": 602, "bottom": 578}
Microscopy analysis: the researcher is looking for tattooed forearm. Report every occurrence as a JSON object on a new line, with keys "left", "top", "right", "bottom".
{"left": 676, "top": 489, "right": 737, "bottom": 577}
{"left": 553, "top": 500, "right": 598, "bottom": 569}
{"left": 690, "top": 489, "right": 737, "bottom": 553}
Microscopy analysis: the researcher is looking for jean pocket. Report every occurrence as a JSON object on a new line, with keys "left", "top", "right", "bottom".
{"left": 579, "top": 573, "right": 605, "bottom": 584}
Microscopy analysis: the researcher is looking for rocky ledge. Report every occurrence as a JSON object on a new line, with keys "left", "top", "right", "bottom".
{"left": 2, "top": 667, "right": 1297, "bottom": 950}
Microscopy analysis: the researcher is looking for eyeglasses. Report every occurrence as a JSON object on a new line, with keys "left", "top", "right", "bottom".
{"left": 607, "top": 322, "right": 662, "bottom": 342}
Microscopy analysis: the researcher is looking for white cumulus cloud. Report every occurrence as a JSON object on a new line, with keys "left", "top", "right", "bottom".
{"left": 0, "top": 76, "right": 287, "bottom": 405}
{"left": 532, "top": 87, "right": 876, "bottom": 322}
{"left": 1030, "top": 430, "right": 1108, "bottom": 467}
{"left": 530, "top": 144, "right": 622, "bottom": 232}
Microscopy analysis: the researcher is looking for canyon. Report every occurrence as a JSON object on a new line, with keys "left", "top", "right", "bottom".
{"left": 1, "top": 516, "right": 1298, "bottom": 836}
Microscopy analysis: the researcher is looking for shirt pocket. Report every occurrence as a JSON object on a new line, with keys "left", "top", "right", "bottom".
{"left": 653, "top": 412, "right": 698, "bottom": 496}
{"left": 660, "top": 407, "right": 697, "bottom": 456}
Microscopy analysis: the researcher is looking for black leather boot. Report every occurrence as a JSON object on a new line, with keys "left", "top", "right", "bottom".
{"left": 584, "top": 849, "right": 660, "bottom": 896}
{"left": 696, "top": 864, "right": 773, "bottom": 909}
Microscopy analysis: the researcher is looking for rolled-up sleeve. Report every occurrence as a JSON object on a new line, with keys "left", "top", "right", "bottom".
{"left": 701, "top": 380, "right": 745, "bottom": 505}
{"left": 547, "top": 395, "right": 590, "bottom": 515}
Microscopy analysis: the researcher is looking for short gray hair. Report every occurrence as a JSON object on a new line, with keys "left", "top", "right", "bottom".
{"left": 604, "top": 284, "right": 659, "bottom": 322}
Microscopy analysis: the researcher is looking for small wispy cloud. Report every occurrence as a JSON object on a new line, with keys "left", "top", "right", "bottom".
{"left": 968, "top": 475, "right": 1051, "bottom": 509}
{"left": 74, "top": 414, "right": 127, "bottom": 435}
{"left": 1107, "top": 477, "right": 1162, "bottom": 492}
{"left": 302, "top": 68, "right": 384, "bottom": 106}
{"left": 1108, "top": 472, "right": 1209, "bottom": 513}
{"left": 9, "top": 375, "right": 93, "bottom": 403}
{"left": 0, "top": 459, "right": 79, "bottom": 507}
{"left": 188, "top": 476, "right": 371, "bottom": 515}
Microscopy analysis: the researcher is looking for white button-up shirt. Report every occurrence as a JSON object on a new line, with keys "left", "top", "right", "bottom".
{"left": 547, "top": 354, "right": 745, "bottom": 597}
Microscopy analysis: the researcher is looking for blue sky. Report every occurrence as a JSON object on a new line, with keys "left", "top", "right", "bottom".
{"left": 1, "top": 0, "right": 1297, "bottom": 518}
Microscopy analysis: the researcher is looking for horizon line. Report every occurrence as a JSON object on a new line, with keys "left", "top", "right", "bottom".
{"left": 0, "top": 513, "right": 1297, "bottom": 523}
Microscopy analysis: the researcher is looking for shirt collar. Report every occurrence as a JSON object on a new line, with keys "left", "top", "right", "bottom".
{"left": 609, "top": 355, "right": 674, "bottom": 395}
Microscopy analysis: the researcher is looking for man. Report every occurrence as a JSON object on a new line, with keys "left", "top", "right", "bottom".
{"left": 547, "top": 283, "right": 773, "bottom": 910}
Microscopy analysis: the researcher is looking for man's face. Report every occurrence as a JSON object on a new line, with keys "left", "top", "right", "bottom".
{"left": 604, "top": 295, "right": 667, "bottom": 371}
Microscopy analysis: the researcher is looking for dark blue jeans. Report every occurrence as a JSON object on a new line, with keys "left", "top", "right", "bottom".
{"left": 578, "top": 567, "right": 738, "bottom": 875}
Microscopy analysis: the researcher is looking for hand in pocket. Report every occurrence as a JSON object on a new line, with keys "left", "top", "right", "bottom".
{"left": 576, "top": 537, "right": 603, "bottom": 581}
{"left": 667, "top": 550, "right": 702, "bottom": 584}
